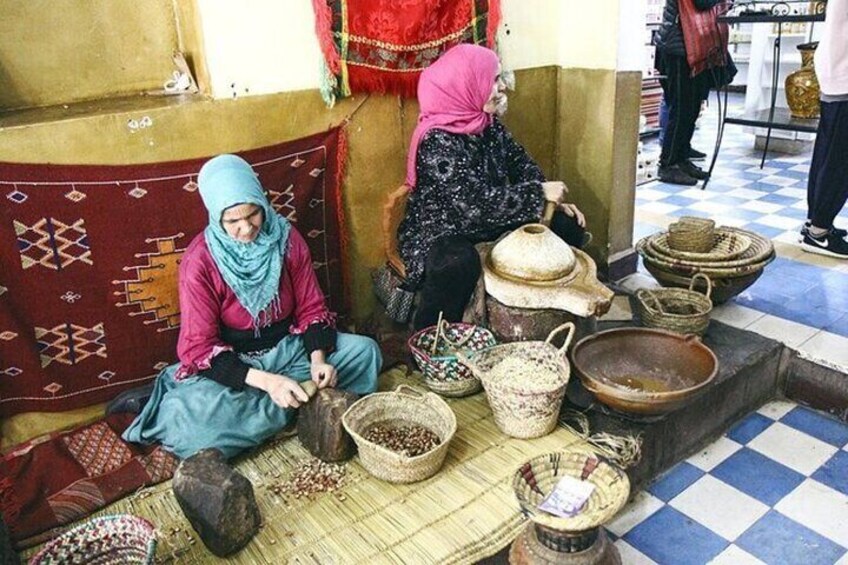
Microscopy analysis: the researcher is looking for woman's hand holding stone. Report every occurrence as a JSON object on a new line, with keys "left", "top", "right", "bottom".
{"left": 246, "top": 368, "right": 309, "bottom": 409}
{"left": 309, "top": 349, "right": 338, "bottom": 390}
{"left": 310, "top": 362, "right": 338, "bottom": 389}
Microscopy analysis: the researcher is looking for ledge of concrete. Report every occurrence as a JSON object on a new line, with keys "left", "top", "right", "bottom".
{"left": 784, "top": 352, "right": 848, "bottom": 423}
{"left": 568, "top": 320, "right": 784, "bottom": 492}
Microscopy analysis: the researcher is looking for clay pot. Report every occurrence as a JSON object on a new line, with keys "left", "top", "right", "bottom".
{"left": 785, "top": 42, "right": 820, "bottom": 119}
{"left": 489, "top": 223, "right": 576, "bottom": 282}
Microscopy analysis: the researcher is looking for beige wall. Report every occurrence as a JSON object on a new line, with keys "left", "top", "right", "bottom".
{"left": 0, "top": 0, "right": 641, "bottom": 320}
{"left": 193, "top": 0, "right": 568, "bottom": 98}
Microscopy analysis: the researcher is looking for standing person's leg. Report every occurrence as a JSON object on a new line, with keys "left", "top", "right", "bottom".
{"left": 414, "top": 235, "right": 481, "bottom": 330}
{"left": 659, "top": 53, "right": 700, "bottom": 185}
{"left": 677, "top": 75, "right": 710, "bottom": 180}
{"left": 686, "top": 82, "right": 712, "bottom": 161}
{"left": 802, "top": 100, "right": 848, "bottom": 258}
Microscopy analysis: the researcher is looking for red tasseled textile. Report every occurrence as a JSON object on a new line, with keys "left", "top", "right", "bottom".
{"left": 312, "top": 0, "right": 502, "bottom": 99}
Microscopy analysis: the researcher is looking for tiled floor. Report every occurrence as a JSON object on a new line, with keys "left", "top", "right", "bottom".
{"left": 620, "top": 97, "right": 848, "bottom": 564}
{"left": 608, "top": 401, "right": 848, "bottom": 565}
{"left": 629, "top": 93, "right": 848, "bottom": 370}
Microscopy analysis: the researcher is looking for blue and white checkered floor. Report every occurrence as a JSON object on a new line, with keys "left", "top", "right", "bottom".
{"left": 630, "top": 94, "right": 848, "bottom": 367}
{"left": 619, "top": 96, "right": 848, "bottom": 564}
{"left": 609, "top": 401, "right": 848, "bottom": 565}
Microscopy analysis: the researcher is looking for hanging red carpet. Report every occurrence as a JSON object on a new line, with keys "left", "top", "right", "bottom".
{"left": 312, "top": 0, "right": 501, "bottom": 103}
{"left": 0, "top": 413, "right": 178, "bottom": 548}
{"left": 0, "top": 128, "right": 348, "bottom": 417}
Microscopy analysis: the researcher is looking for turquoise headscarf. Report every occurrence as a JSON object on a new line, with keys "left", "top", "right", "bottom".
{"left": 197, "top": 154, "right": 291, "bottom": 328}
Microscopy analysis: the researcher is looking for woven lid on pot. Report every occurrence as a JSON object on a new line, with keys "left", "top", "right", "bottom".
{"left": 490, "top": 223, "right": 576, "bottom": 282}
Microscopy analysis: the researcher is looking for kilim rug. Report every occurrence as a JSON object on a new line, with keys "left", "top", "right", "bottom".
{"left": 0, "top": 128, "right": 347, "bottom": 416}
{"left": 20, "top": 368, "right": 591, "bottom": 564}
{"left": 1, "top": 412, "right": 179, "bottom": 548}
{"left": 312, "top": 0, "right": 501, "bottom": 103}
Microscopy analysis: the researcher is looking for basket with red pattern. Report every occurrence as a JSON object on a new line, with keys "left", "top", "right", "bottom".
{"left": 408, "top": 322, "right": 496, "bottom": 398}
{"left": 29, "top": 514, "right": 156, "bottom": 565}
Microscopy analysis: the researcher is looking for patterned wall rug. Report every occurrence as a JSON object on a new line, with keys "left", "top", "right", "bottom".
{"left": 0, "top": 127, "right": 347, "bottom": 416}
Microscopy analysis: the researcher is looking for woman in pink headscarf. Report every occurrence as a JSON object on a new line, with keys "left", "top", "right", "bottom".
{"left": 398, "top": 44, "right": 587, "bottom": 330}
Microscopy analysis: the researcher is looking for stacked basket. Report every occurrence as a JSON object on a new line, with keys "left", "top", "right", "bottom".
{"left": 636, "top": 222, "right": 775, "bottom": 304}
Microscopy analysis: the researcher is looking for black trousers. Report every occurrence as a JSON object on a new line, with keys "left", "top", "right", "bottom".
{"left": 807, "top": 100, "right": 848, "bottom": 230}
{"left": 413, "top": 211, "right": 585, "bottom": 330}
{"left": 658, "top": 52, "right": 708, "bottom": 168}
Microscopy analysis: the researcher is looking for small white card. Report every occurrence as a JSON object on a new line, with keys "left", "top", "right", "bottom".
{"left": 537, "top": 476, "right": 595, "bottom": 518}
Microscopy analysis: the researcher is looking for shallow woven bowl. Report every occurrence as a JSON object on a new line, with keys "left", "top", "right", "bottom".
{"left": 408, "top": 323, "right": 496, "bottom": 398}
{"left": 640, "top": 251, "right": 775, "bottom": 278}
{"left": 637, "top": 230, "right": 775, "bottom": 272}
{"left": 512, "top": 451, "right": 630, "bottom": 531}
{"left": 29, "top": 514, "right": 156, "bottom": 565}
{"left": 342, "top": 385, "right": 457, "bottom": 483}
{"left": 649, "top": 228, "right": 753, "bottom": 263}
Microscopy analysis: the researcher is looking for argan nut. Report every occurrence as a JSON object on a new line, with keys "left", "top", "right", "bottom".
{"left": 300, "top": 380, "right": 318, "bottom": 399}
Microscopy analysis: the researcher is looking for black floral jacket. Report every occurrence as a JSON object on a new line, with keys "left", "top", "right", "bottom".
{"left": 397, "top": 119, "right": 547, "bottom": 290}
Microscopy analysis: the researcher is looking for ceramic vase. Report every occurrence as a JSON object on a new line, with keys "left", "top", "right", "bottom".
{"left": 785, "top": 42, "right": 821, "bottom": 119}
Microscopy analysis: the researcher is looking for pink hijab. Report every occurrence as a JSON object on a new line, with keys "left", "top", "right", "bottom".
{"left": 405, "top": 44, "right": 500, "bottom": 189}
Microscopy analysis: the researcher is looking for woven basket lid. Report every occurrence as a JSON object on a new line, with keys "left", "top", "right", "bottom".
{"left": 490, "top": 223, "right": 576, "bottom": 282}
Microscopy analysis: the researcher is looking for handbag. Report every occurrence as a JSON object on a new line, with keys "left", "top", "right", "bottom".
{"left": 679, "top": 0, "right": 730, "bottom": 76}
{"left": 372, "top": 263, "right": 415, "bottom": 324}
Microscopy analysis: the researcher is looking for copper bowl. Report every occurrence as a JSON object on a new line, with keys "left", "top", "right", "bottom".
{"left": 570, "top": 328, "right": 718, "bottom": 415}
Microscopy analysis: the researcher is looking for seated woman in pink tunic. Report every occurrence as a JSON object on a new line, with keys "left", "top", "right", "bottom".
{"left": 121, "top": 154, "right": 381, "bottom": 459}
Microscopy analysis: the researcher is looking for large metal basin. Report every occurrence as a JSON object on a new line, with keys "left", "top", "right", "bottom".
{"left": 570, "top": 328, "right": 718, "bottom": 416}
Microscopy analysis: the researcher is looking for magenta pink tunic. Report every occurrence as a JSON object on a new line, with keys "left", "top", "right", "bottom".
{"left": 175, "top": 226, "right": 335, "bottom": 378}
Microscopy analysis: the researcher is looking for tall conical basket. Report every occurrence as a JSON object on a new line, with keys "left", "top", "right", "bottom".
{"left": 458, "top": 323, "right": 575, "bottom": 439}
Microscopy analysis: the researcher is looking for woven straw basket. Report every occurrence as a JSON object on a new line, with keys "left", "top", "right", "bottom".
{"left": 638, "top": 231, "right": 775, "bottom": 273}
{"left": 458, "top": 323, "right": 575, "bottom": 439}
{"left": 668, "top": 217, "right": 715, "bottom": 253}
{"left": 408, "top": 322, "right": 496, "bottom": 398}
{"left": 29, "top": 514, "right": 156, "bottom": 565}
{"left": 342, "top": 385, "right": 457, "bottom": 483}
{"left": 512, "top": 451, "right": 630, "bottom": 531}
{"left": 636, "top": 273, "right": 713, "bottom": 336}
{"left": 649, "top": 228, "right": 752, "bottom": 263}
